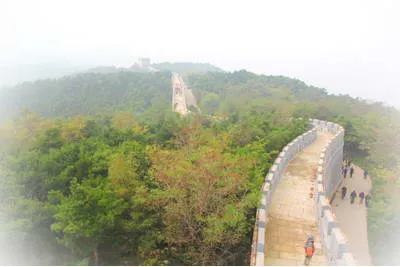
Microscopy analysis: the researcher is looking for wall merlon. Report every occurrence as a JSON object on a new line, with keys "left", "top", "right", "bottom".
{"left": 265, "top": 172, "right": 274, "bottom": 183}
{"left": 318, "top": 195, "right": 331, "bottom": 218}
{"left": 283, "top": 145, "right": 290, "bottom": 153}
{"left": 317, "top": 183, "right": 325, "bottom": 201}
{"left": 260, "top": 195, "right": 267, "bottom": 209}
{"left": 270, "top": 165, "right": 278, "bottom": 175}
{"left": 273, "top": 158, "right": 283, "bottom": 175}
{"left": 318, "top": 159, "right": 324, "bottom": 168}
{"left": 258, "top": 209, "right": 266, "bottom": 226}
{"left": 262, "top": 182, "right": 270, "bottom": 193}
{"left": 317, "top": 165, "right": 323, "bottom": 176}
{"left": 257, "top": 227, "right": 265, "bottom": 252}
{"left": 323, "top": 209, "right": 338, "bottom": 235}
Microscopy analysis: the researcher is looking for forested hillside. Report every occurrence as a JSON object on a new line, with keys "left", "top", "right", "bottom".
{"left": 83, "top": 65, "right": 152, "bottom": 74}
{"left": 0, "top": 70, "right": 399, "bottom": 265}
{"left": 79, "top": 62, "right": 223, "bottom": 76}
{"left": 0, "top": 63, "right": 86, "bottom": 87}
{"left": 186, "top": 71, "right": 400, "bottom": 265}
{"left": 0, "top": 72, "right": 172, "bottom": 123}
{"left": 0, "top": 109, "right": 308, "bottom": 265}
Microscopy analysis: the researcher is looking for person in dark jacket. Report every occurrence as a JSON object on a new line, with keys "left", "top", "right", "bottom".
{"left": 343, "top": 167, "right": 348, "bottom": 178}
{"left": 359, "top": 191, "right": 365, "bottom": 204}
{"left": 347, "top": 160, "right": 352, "bottom": 167}
{"left": 350, "top": 190, "right": 357, "bottom": 204}
{"left": 350, "top": 166, "right": 354, "bottom": 178}
{"left": 341, "top": 186, "right": 347, "bottom": 200}
{"left": 364, "top": 170, "right": 368, "bottom": 179}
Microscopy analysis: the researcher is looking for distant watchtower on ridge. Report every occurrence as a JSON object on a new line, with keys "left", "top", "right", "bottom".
{"left": 138, "top": 57, "right": 151, "bottom": 68}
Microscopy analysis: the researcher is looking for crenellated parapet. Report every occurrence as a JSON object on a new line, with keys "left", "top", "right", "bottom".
{"left": 312, "top": 119, "right": 356, "bottom": 265}
{"left": 251, "top": 123, "right": 318, "bottom": 266}
{"left": 250, "top": 119, "right": 356, "bottom": 266}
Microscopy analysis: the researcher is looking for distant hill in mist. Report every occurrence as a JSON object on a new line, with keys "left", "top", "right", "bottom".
{"left": 152, "top": 62, "right": 224, "bottom": 73}
{"left": 0, "top": 61, "right": 224, "bottom": 87}
{"left": 0, "top": 63, "right": 88, "bottom": 87}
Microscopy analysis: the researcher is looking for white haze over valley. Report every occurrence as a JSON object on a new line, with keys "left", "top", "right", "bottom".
{"left": 1, "top": 0, "right": 400, "bottom": 108}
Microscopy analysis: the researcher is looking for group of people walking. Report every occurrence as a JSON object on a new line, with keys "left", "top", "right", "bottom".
{"left": 304, "top": 159, "right": 372, "bottom": 266}
{"left": 340, "top": 159, "right": 371, "bottom": 207}
{"left": 342, "top": 161, "right": 368, "bottom": 179}
{"left": 341, "top": 186, "right": 371, "bottom": 207}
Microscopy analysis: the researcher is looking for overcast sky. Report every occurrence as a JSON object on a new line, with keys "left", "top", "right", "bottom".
{"left": 1, "top": 0, "right": 400, "bottom": 107}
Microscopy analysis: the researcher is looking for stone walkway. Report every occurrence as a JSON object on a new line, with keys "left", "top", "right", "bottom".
{"left": 331, "top": 164, "right": 372, "bottom": 265}
{"left": 264, "top": 132, "right": 333, "bottom": 266}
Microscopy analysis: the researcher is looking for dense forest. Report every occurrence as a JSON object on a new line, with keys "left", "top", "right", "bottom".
{"left": 0, "top": 109, "right": 307, "bottom": 265}
{"left": 80, "top": 62, "right": 223, "bottom": 76}
{"left": 0, "top": 69, "right": 399, "bottom": 265}
{"left": 0, "top": 72, "right": 172, "bottom": 124}
{"left": 0, "top": 62, "right": 86, "bottom": 87}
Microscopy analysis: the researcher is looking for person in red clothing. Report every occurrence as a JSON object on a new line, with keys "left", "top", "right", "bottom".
{"left": 304, "top": 235, "right": 315, "bottom": 266}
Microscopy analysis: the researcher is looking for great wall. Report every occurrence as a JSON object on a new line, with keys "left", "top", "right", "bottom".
{"left": 171, "top": 74, "right": 371, "bottom": 266}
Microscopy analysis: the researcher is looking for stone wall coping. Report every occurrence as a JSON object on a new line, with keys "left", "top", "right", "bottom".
{"left": 312, "top": 120, "right": 355, "bottom": 265}
{"left": 251, "top": 119, "right": 318, "bottom": 265}
{"left": 251, "top": 119, "right": 354, "bottom": 266}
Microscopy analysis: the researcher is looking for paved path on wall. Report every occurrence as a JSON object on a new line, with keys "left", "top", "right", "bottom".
{"left": 331, "top": 164, "right": 372, "bottom": 265}
{"left": 171, "top": 73, "right": 188, "bottom": 115}
{"left": 264, "top": 132, "right": 333, "bottom": 266}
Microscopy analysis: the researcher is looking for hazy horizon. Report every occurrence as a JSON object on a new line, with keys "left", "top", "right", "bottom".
{"left": 2, "top": 0, "right": 400, "bottom": 108}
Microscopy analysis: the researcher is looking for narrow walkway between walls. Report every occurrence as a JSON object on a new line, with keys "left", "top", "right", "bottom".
{"left": 331, "top": 164, "right": 372, "bottom": 265}
{"left": 264, "top": 131, "right": 333, "bottom": 266}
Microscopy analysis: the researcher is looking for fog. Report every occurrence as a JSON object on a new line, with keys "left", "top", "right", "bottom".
{"left": 1, "top": 0, "right": 400, "bottom": 107}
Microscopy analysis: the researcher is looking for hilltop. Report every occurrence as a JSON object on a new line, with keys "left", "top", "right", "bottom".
{"left": 152, "top": 62, "right": 224, "bottom": 73}
{"left": 0, "top": 68, "right": 399, "bottom": 265}
{"left": 0, "top": 61, "right": 223, "bottom": 88}
{"left": 0, "top": 69, "right": 326, "bottom": 123}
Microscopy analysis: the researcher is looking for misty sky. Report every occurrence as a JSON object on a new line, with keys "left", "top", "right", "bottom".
{"left": 1, "top": 0, "right": 400, "bottom": 107}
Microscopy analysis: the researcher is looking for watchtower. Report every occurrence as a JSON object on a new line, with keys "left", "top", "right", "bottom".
{"left": 139, "top": 57, "right": 150, "bottom": 68}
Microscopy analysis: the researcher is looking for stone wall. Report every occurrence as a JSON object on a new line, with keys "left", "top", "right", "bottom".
{"left": 312, "top": 119, "right": 356, "bottom": 265}
{"left": 250, "top": 125, "right": 318, "bottom": 266}
{"left": 250, "top": 119, "right": 357, "bottom": 266}
{"left": 312, "top": 119, "right": 344, "bottom": 199}
{"left": 312, "top": 120, "right": 356, "bottom": 265}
